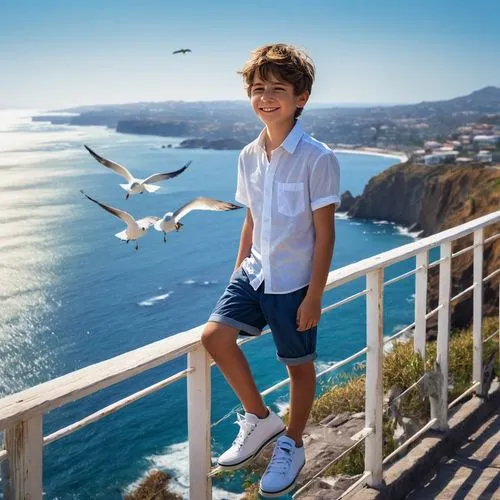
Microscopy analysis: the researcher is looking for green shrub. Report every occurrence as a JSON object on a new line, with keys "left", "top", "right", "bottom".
{"left": 426, "top": 316, "right": 499, "bottom": 400}
{"left": 310, "top": 375, "right": 365, "bottom": 423}
{"left": 384, "top": 340, "right": 428, "bottom": 420}
{"left": 124, "top": 470, "right": 182, "bottom": 500}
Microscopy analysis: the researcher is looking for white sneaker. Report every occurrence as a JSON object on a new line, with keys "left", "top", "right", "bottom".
{"left": 217, "top": 409, "right": 285, "bottom": 470}
{"left": 259, "top": 436, "right": 305, "bottom": 498}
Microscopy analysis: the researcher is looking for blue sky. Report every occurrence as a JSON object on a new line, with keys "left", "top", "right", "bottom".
{"left": 1, "top": 0, "right": 499, "bottom": 109}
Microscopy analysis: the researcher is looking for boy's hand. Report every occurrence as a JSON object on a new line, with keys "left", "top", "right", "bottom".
{"left": 296, "top": 295, "right": 322, "bottom": 332}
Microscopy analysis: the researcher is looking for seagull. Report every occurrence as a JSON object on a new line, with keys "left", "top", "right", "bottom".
{"left": 154, "top": 197, "right": 242, "bottom": 242}
{"left": 173, "top": 48, "right": 192, "bottom": 54}
{"left": 80, "top": 190, "right": 158, "bottom": 251}
{"left": 84, "top": 145, "right": 191, "bottom": 199}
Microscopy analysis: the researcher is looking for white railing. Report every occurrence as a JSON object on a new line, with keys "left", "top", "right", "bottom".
{"left": 0, "top": 211, "right": 499, "bottom": 500}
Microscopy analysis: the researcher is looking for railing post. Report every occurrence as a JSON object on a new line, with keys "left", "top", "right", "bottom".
{"left": 1, "top": 434, "right": 13, "bottom": 500}
{"left": 187, "top": 346, "right": 212, "bottom": 500}
{"left": 4, "top": 416, "right": 43, "bottom": 500}
{"left": 473, "top": 229, "right": 484, "bottom": 396}
{"left": 431, "top": 241, "right": 452, "bottom": 431}
{"left": 365, "top": 268, "right": 384, "bottom": 488}
{"left": 414, "top": 251, "right": 429, "bottom": 361}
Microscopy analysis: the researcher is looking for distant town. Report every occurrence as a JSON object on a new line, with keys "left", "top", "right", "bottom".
{"left": 33, "top": 86, "right": 500, "bottom": 166}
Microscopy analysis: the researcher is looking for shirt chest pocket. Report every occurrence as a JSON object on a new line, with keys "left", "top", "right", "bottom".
{"left": 277, "top": 182, "right": 305, "bottom": 217}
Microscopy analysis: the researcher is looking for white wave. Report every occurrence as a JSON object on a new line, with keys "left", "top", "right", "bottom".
{"left": 394, "top": 225, "right": 423, "bottom": 239}
{"left": 125, "top": 440, "right": 241, "bottom": 499}
{"left": 138, "top": 291, "right": 174, "bottom": 307}
{"left": 315, "top": 359, "right": 339, "bottom": 374}
{"left": 182, "top": 279, "right": 219, "bottom": 286}
{"left": 406, "top": 293, "right": 416, "bottom": 303}
{"left": 335, "top": 212, "right": 351, "bottom": 220}
{"left": 274, "top": 400, "right": 289, "bottom": 417}
{"left": 384, "top": 324, "right": 414, "bottom": 353}
{"left": 373, "top": 220, "right": 392, "bottom": 225}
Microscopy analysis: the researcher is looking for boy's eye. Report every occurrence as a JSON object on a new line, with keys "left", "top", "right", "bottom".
{"left": 252, "top": 87, "right": 264, "bottom": 92}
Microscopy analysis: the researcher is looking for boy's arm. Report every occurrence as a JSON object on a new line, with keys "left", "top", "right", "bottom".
{"left": 234, "top": 208, "right": 254, "bottom": 270}
{"left": 296, "top": 204, "right": 336, "bottom": 331}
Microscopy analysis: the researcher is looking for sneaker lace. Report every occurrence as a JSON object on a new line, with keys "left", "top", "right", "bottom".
{"left": 267, "top": 441, "right": 294, "bottom": 474}
{"left": 232, "top": 413, "right": 257, "bottom": 449}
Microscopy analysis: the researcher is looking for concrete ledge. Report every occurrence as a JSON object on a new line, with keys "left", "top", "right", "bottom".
{"left": 356, "top": 380, "right": 500, "bottom": 500}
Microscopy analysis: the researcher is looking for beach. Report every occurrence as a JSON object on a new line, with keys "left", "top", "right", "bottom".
{"left": 332, "top": 146, "right": 408, "bottom": 163}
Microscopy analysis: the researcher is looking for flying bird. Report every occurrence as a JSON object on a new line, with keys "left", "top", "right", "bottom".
{"left": 84, "top": 145, "right": 191, "bottom": 199}
{"left": 80, "top": 190, "right": 158, "bottom": 251}
{"left": 154, "top": 197, "right": 242, "bottom": 242}
{"left": 173, "top": 48, "right": 192, "bottom": 55}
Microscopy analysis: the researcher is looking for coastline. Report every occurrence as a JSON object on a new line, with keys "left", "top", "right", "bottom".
{"left": 333, "top": 147, "right": 408, "bottom": 163}
{"left": 23, "top": 110, "right": 409, "bottom": 161}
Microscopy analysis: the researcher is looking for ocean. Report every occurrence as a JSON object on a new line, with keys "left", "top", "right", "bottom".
{"left": 0, "top": 110, "right": 418, "bottom": 499}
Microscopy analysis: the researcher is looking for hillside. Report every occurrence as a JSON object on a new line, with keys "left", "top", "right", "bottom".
{"left": 33, "top": 86, "right": 500, "bottom": 147}
{"left": 343, "top": 164, "right": 500, "bottom": 336}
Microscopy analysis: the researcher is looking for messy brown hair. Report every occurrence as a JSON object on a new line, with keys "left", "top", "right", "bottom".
{"left": 239, "top": 43, "right": 315, "bottom": 118}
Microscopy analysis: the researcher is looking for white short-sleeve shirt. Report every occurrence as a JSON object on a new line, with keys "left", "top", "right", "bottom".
{"left": 235, "top": 120, "right": 340, "bottom": 294}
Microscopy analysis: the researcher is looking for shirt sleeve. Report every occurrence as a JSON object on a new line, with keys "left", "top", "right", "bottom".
{"left": 235, "top": 152, "right": 249, "bottom": 206}
{"left": 309, "top": 151, "right": 341, "bottom": 211}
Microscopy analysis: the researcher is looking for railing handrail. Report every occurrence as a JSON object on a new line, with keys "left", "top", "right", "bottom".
{"left": 0, "top": 326, "right": 203, "bottom": 429}
{"left": 1, "top": 210, "right": 498, "bottom": 431}
{"left": 324, "top": 210, "right": 500, "bottom": 291}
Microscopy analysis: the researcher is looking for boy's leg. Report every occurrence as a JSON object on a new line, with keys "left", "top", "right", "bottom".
{"left": 203, "top": 269, "right": 286, "bottom": 470}
{"left": 201, "top": 321, "right": 267, "bottom": 417}
{"left": 258, "top": 358, "right": 315, "bottom": 497}
{"left": 259, "top": 287, "right": 317, "bottom": 497}
{"left": 286, "top": 360, "right": 316, "bottom": 446}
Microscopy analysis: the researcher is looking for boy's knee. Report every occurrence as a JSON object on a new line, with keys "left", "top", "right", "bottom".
{"left": 200, "top": 327, "right": 215, "bottom": 350}
{"left": 201, "top": 322, "right": 237, "bottom": 351}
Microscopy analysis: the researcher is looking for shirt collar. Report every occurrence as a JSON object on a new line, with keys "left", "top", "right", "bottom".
{"left": 257, "top": 120, "right": 304, "bottom": 155}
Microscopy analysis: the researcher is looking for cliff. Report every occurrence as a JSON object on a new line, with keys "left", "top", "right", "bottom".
{"left": 116, "top": 119, "right": 193, "bottom": 136}
{"left": 344, "top": 163, "right": 500, "bottom": 337}
{"left": 177, "top": 137, "right": 245, "bottom": 150}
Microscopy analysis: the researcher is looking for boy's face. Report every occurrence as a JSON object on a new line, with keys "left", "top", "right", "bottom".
{"left": 249, "top": 73, "right": 308, "bottom": 128}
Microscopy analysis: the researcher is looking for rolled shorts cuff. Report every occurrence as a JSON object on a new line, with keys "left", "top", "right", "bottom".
{"left": 208, "top": 313, "right": 262, "bottom": 337}
{"left": 277, "top": 352, "right": 317, "bottom": 366}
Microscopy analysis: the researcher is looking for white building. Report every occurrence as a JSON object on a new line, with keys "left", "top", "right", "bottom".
{"left": 473, "top": 135, "right": 499, "bottom": 148}
{"left": 476, "top": 150, "right": 493, "bottom": 163}
{"left": 424, "top": 140, "right": 442, "bottom": 151}
{"left": 424, "top": 151, "right": 459, "bottom": 165}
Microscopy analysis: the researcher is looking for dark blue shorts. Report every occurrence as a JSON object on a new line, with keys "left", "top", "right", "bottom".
{"left": 208, "top": 267, "right": 317, "bottom": 365}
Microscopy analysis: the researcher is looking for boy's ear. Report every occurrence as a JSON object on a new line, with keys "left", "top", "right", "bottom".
{"left": 296, "top": 90, "right": 309, "bottom": 109}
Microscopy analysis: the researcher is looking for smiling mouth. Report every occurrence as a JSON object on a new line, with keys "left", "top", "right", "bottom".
{"left": 260, "top": 107, "right": 279, "bottom": 112}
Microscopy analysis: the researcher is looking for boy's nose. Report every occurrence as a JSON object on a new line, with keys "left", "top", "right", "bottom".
{"left": 261, "top": 89, "right": 274, "bottom": 100}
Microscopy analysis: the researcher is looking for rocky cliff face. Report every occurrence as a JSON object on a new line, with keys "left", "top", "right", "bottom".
{"left": 344, "top": 163, "right": 500, "bottom": 337}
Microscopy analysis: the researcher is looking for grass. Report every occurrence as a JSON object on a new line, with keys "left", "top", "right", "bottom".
{"left": 124, "top": 470, "right": 182, "bottom": 500}
{"left": 324, "top": 418, "right": 397, "bottom": 476}
{"left": 426, "top": 316, "right": 499, "bottom": 400}
{"left": 309, "top": 317, "right": 499, "bottom": 428}
{"left": 310, "top": 374, "right": 365, "bottom": 423}
{"left": 241, "top": 483, "right": 260, "bottom": 500}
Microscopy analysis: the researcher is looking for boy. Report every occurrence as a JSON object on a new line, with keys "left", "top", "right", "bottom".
{"left": 201, "top": 43, "right": 340, "bottom": 497}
